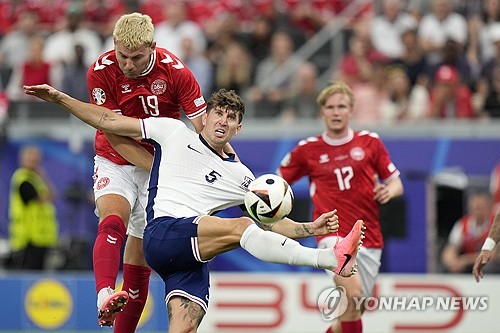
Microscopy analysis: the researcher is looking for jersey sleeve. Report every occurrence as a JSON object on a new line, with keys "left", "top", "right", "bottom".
{"left": 86, "top": 58, "right": 120, "bottom": 111}
{"left": 141, "top": 117, "right": 184, "bottom": 142}
{"left": 173, "top": 64, "right": 206, "bottom": 119}
{"left": 374, "top": 137, "right": 400, "bottom": 183}
{"left": 278, "top": 143, "right": 309, "bottom": 185}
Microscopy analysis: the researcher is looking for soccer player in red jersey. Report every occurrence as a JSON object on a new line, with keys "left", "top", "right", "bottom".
{"left": 278, "top": 82, "right": 404, "bottom": 333}
{"left": 86, "top": 13, "right": 228, "bottom": 331}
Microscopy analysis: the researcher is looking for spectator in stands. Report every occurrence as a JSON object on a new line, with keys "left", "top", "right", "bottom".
{"left": 0, "top": 11, "right": 41, "bottom": 74}
{"left": 43, "top": 2, "right": 102, "bottom": 68}
{"left": 154, "top": 2, "right": 206, "bottom": 59}
{"left": 81, "top": 0, "right": 125, "bottom": 40}
{"left": 475, "top": 23, "right": 500, "bottom": 114}
{"left": 279, "top": 0, "right": 336, "bottom": 39}
{"left": 240, "top": 15, "right": 274, "bottom": 64}
{"left": 350, "top": 60, "right": 389, "bottom": 124}
{"left": 431, "top": 38, "right": 474, "bottom": 87}
{"left": 370, "top": 0, "right": 418, "bottom": 59}
{"left": 390, "top": 24, "right": 431, "bottom": 88}
{"left": 15, "top": 0, "right": 68, "bottom": 33}
{"left": 247, "top": 31, "right": 301, "bottom": 118}
{"left": 379, "top": 66, "right": 429, "bottom": 123}
{"left": 427, "top": 64, "right": 475, "bottom": 119}
{"left": 418, "top": 0, "right": 468, "bottom": 65}
{"left": 214, "top": 41, "right": 253, "bottom": 97}
{"left": 466, "top": 0, "right": 500, "bottom": 71}
{"left": 8, "top": 145, "right": 59, "bottom": 270}
{"left": 6, "top": 35, "right": 60, "bottom": 101}
{"left": 482, "top": 64, "right": 500, "bottom": 118}
{"left": 180, "top": 35, "right": 213, "bottom": 97}
{"left": 280, "top": 62, "right": 321, "bottom": 122}
{"left": 334, "top": 22, "right": 388, "bottom": 88}
{"left": 61, "top": 44, "right": 89, "bottom": 102}
{"left": 442, "top": 192, "right": 500, "bottom": 274}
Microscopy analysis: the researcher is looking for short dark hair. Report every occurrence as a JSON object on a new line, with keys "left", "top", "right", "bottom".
{"left": 207, "top": 89, "right": 245, "bottom": 123}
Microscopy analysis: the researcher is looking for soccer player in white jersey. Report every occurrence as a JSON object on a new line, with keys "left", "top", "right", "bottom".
{"left": 86, "top": 12, "right": 237, "bottom": 330}
{"left": 24, "top": 84, "right": 365, "bottom": 333}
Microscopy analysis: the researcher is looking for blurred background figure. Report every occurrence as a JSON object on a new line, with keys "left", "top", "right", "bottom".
{"left": 61, "top": 44, "right": 89, "bottom": 102}
{"left": 6, "top": 35, "right": 60, "bottom": 101}
{"left": 154, "top": 1, "right": 207, "bottom": 59}
{"left": 418, "top": 0, "right": 468, "bottom": 65}
{"left": 214, "top": 41, "right": 253, "bottom": 97}
{"left": 8, "top": 145, "right": 59, "bottom": 270}
{"left": 179, "top": 35, "right": 213, "bottom": 98}
{"left": 43, "top": 2, "right": 102, "bottom": 68}
{"left": 379, "top": 65, "right": 429, "bottom": 123}
{"left": 371, "top": 0, "right": 418, "bottom": 59}
{"left": 280, "top": 61, "right": 320, "bottom": 122}
{"left": 0, "top": 10, "right": 41, "bottom": 87}
{"left": 247, "top": 30, "right": 302, "bottom": 118}
{"left": 427, "top": 64, "right": 475, "bottom": 119}
{"left": 441, "top": 192, "right": 500, "bottom": 273}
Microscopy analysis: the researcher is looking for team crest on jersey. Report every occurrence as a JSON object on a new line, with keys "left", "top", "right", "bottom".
{"left": 97, "top": 177, "right": 110, "bottom": 190}
{"left": 151, "top": 79, "right": 167, "bottom": 95}
{"left": 240, "top": 176, "right": 253, "bottom": 190}
{"left": 92, "top": 88, "right": 106, "bottom": 105}
{"left": 350, "top": 147, "right": 365, "bottom": 161}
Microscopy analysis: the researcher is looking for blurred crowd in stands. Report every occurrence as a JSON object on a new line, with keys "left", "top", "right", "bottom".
{"left": 1, "top": 0, "right": 500, "bottom": 125}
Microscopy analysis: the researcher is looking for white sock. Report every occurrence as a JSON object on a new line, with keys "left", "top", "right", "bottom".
{"left": 97, "top": 286, "right": 113, "bottom": 308}
{"left": 240, "top": 224, "right": 338, "bottom": 270}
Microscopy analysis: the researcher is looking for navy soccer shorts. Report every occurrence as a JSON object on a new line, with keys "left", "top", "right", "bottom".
{"left": 143, "top": 215, "right": 210, "bottom": 312}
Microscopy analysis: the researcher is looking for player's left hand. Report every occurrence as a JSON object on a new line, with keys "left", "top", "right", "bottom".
{"left": 311, "top": 209, "right": 339, "bottom": 236}
{"left": 373, "top": 174, "right": 390, "bottom": 204}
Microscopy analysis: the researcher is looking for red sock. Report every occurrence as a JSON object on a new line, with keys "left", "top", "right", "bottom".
{"left": 93, "top": 215, "right": 126, "bottom": 292}
{"left": 114, "top": 264, "right": 152, "bottom": 333}
{"left": 341, "top": 319, "right": 362, "bottom": 333}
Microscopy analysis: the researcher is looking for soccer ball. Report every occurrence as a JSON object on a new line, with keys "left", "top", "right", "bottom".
{"left": 244, "top": 174, "right": 294, "bottom": 224}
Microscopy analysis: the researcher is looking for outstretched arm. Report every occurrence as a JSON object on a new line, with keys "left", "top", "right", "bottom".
{"left": 24, "top": 84, "right": 142, "bottom": 140}
{"left": 258, "top": 210, "right": 339, "bottom": 239}
{"left": 473, "top": 212, "right": 500, "bottom": 282}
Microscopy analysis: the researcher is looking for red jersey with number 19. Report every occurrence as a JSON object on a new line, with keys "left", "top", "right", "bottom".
{"left": 278, "top": 129, "right": 400, "bottom": 248}
{"left": 86, "top": 47, "right": 206, "bottom": 165}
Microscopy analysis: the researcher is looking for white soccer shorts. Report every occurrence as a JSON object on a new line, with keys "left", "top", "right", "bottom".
{"left": 93, "top": 155, "right": 149, "bottom": 239}
{"left": 318, "top": 236, "right": 382, "bottom": 298}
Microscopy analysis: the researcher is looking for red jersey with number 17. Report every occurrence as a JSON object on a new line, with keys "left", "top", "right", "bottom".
{"left": 278, "top": 129, "right": 400, "bottom": 248}
{"left": 86, "top": 47, "right": 206, "bottom": 165}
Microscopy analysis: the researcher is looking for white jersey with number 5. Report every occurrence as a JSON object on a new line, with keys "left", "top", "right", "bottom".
{"left": 140, "top": 117, "right": 254, "bottom": 222}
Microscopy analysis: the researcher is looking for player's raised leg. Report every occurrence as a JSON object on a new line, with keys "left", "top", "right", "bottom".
{"left": 197, "top": 216, "right": 364, "bottom": 274}
{"left": 93, "top": 194, "right": 130, "bottom": 327}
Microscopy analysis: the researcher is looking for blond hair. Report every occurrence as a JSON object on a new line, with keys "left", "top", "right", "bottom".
{"left": 316, "top": 81, "right": 355, "bottom": 108}
{"left": 113, "top": 13, "right": 154, "bottom": 49}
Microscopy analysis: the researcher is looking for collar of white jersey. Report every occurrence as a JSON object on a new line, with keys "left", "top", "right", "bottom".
{"left": 199, "top": 134, "right": 237, "bottom": 162}
{"left": 322, "top": 128, "right": 354, "bottom": 146}
{"left": 139, "top": 49, "right": 156, "bottom": 77}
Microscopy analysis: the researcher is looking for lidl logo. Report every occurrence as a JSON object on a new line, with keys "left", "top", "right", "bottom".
{"left": 25, "top": 279, "right": 73, "bottom": 329}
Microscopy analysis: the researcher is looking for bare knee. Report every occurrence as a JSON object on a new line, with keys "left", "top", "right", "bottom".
{"left": 167, "top": 296, "right": 205, "bottom": 333}
{"left": 123, "top": 236, "right": 147, "bottom": 266}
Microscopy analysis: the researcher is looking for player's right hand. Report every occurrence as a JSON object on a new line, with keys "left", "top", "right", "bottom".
{"left": 472, "top": 250, "right": 492, "bottom": 282}
{"left": 23, "top": 84, "right": 64, "bottom": 103}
